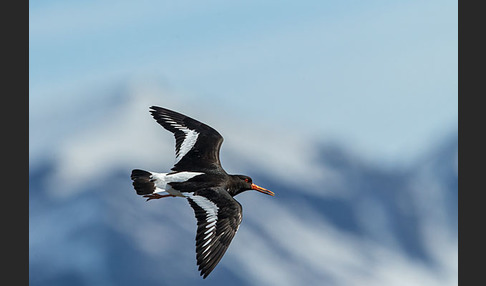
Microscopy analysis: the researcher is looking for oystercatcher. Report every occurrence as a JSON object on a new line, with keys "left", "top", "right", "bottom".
{"left": 130, "top": 106, "right": 274, "bottom": 279}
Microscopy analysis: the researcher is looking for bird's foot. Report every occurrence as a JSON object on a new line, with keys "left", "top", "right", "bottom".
{"left": 143, "top": 193, "right": 175, "bottom": 201}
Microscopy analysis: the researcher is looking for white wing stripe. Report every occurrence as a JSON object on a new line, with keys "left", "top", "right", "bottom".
{"left": 159, "top": 115, "right": 200, "bottom": 163}
{"left": 202, "top": 238, "right": 212, "bottom": 248}
{"left": 204, "top": 227, "right": 215, "bottom": 234}
{"left": 187, "top": 195, "right": 219, "bottom": 217}
{"left": 187, "top": 194, "right": 220, "bottom": 251}
{"left": 204, "top": 232, "right": 213, "bottom": 240}
{"left": 176, "top": 129, "right": 199, "bottom": 163}
{"left": 206, "top": 221, "right": 217, "bottom": 228}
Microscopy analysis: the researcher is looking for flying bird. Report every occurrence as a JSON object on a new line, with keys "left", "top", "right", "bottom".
{"left": 130, "top": 106, "right": 275, "bottom": 279}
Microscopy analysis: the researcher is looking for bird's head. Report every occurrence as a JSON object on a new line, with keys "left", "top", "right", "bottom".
{"left": 230, "top": 175, "right": 275, "bottom": 197}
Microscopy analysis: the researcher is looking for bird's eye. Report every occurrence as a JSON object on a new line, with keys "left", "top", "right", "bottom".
{"left": 244, "top": 178, "right": 249, "bottom": 182}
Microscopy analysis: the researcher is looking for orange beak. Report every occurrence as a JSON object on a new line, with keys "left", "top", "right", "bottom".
{"left": 251, "top": 183, "right": 275, "bottom": 196}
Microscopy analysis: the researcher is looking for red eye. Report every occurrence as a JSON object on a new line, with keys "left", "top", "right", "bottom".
{"left": 244, "top": 178, "right": 249, "bottom": 182}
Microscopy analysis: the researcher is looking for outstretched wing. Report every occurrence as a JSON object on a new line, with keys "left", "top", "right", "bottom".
{"left": 150, "top": 106, "right": 225, "bottom": 173}
{"left": 186, "top": 188, "right": 243, "bottom": 279}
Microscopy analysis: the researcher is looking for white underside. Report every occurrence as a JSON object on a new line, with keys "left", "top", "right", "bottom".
{"left": 149, "top": 171, "right": 204, "bottom": 197}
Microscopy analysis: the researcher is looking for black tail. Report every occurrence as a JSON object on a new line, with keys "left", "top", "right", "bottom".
{"left": 131, "top": 169, "right": 156, "bottom": 195}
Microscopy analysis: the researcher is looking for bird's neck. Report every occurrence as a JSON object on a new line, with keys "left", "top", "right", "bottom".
{"left": 227, "top": 175, "right": 247, "bottom": 197}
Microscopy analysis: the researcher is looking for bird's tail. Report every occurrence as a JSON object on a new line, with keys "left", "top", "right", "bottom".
{"left": 130, "top": 169, "right": 156, "bottom": 195}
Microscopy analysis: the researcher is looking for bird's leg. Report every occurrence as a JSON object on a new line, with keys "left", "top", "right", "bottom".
{"left": 143, "top": 193, "right": 176, "bottom": 201}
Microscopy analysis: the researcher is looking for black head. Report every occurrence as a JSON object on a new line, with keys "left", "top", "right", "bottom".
{"left": 229, "top": 175, "right": 274, "bottom": 197}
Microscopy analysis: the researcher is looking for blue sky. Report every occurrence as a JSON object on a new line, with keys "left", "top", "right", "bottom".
{"left": 30, "top": 0, "right": 458, "bottom": 165}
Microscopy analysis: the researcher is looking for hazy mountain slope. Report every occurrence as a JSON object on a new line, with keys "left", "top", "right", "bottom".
{"left": 29, "top": 85, "right": 457, "bottom": 285}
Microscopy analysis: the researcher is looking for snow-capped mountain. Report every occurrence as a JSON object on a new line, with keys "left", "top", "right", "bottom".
{"left": 29, "top": 83, "right": 458, "bottom": 286}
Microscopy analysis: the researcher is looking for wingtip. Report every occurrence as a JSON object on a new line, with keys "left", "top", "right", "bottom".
{"left": 149, "top": 106, "right": 163, "bottom": 118}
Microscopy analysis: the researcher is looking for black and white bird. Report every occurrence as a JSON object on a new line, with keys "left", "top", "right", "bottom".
{"left": 130, "top": 106, "right": 274, "bottom": 279}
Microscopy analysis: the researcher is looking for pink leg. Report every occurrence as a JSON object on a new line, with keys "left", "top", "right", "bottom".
{"left": 143, "top": 193, "right": 176, "bottom": 201}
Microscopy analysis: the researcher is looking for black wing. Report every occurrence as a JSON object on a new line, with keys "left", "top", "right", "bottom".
{"left": 186, "top": 188, "right": 243, "bottom": 278}
{"left": 150, "top": 106, "right": 225, "bottom": 173}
